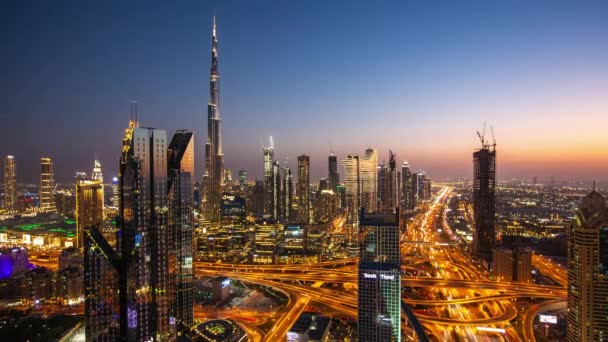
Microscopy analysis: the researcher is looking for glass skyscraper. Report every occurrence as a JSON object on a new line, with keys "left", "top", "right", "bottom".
{"left": 358, "top": 210, "right": 401, "bottom": 342}
{"left": 472, "top": 144, "right": 496, "bottom": 264}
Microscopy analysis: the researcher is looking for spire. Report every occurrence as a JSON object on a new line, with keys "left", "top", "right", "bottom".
{"left": 213, "top": 14, "right": 216, "bottom": 38}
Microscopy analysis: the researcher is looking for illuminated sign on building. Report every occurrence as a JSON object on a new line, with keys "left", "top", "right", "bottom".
{"left": 380, "top": 274, "right": 395, "bottom": 281}
{"left": 539, "top": 315, "right": 557, "bottom": 324}
{"left": 221, "top": 278, "right": 231, "bottom": 288}
{"left": 363, "top": 273, "right": 377, "bottom": 279}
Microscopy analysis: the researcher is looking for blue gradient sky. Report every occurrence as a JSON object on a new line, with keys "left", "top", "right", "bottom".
{"left": 2, "top": 1, "right": 608, "bottom": 183}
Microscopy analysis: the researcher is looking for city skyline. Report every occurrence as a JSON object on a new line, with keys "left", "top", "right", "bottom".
{"left": 3, "top": 1, "right": 608, "bottom": 183}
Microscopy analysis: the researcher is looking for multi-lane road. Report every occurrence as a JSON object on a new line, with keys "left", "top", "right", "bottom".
{"left": 194, "top": 186, "right": 567, "bottom": 341}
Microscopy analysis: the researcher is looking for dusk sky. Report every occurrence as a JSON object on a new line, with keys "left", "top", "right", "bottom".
{"left": 2, "top": 1, "right": 607, "bottom": 183}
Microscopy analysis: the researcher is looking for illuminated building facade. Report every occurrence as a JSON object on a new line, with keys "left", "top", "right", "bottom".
{"left": 567, "top": 190, "right": 608, "bottom": 342}
{"left": 75, "top": 178, "right": 104, "bottom": 248}
{"left": 378, "top": 150, "right": 398, "bottom": 214}
{"left": 221, "top": 193, "right": 246, "bottom": 224}
{"left": 111, "top": 177, "right": 119, "bottom": 207}
{"left": 283, "top": 167, "right": 293, "bottom": 221}
{"left": 358, "top": 210, "right": 401, "bottom": 342}
{"left": 263, "top": 144, "right": 274, "bottom": 215}
{"left": 272, "top": 161, "right": 282, "bottom": 220}
{"left": 400, "top": 161, "right": 413, "bottom": 212}
{"left": 361, "top": 148, "right": 378, "bottom": 213}
{"left": 92, "top": 159, "right": 103, "bottom": 183}
{"left": 316, "top": 189, "right": 337, "bottom": 223}
{"left": 297, "top": 155, "right": 310, "bottom": 224}
{"left": 342, "top": 155, "right": 360, "bottom": 245}
{"left": 85, "top": 120, "right": 174, "bottom": 341}
{"left": 253, "top": 219, "right": 283, "bottom": 264}
{"left": 283, "top": 224, "right": 306, "bottom": 253}
{"left": 328, "top": 152, "right": 339, "bottom": 192}
{"left": 472, "top": 144, "right": 496, "bottom": 263}
{"left": 4, "top": 155, "right": 16, "bottom": 211}
{"left": 40, "top": 157, "right": 56, "bottom": 212}
{"left": 203, "top": 16, "right": 224, "bottom": 222}
{"left": 167, "top": 130, "right": 195, "bottom": 329}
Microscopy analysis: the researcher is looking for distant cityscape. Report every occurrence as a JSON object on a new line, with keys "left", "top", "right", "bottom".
{"left": 2, "top": 6, "right": 607, "bottom": 342}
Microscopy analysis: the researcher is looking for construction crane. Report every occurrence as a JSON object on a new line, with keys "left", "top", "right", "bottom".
{"left": 476, "top": 122, "right": 487, "bottom": 148}
{"left": 490, "top": 125, "right": 496, "bottom": 150}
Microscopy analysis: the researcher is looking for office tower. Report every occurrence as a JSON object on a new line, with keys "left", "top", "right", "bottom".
{"left": 472, "top": 141, "right": 496, "bottom": 263}
{"left": 358, "top": 210, "right": 401, "bottom": 342}
{"left": 492, "top": 248, "right": 514, "bottom": 281}
{"left": 400, "top": 161, "right": 413, "bottom": 212}
{"left": 167, "top": 130, "right": 195, "bottom": 329}
{"left": 297, "top": 155, "right": 310, "bottom": 224}
{"left": 567, "top": 189, "right": 608, "bottom": 342}
{"left": 283, "top": 167, "right": 293, "bottom": 221}
{"left": 253, "top": 219, "right": 284, "bottom": 264}
{"left": 111, "top": 177, "right": 119, "bottom": 207}
{"left": 328, "top": 152, "right": 339, "bottom": 192}
{"left": 40, "top": 157, "right": 56, "bottom": 212}
{"left": 253, "top": 180, "right": 265, "bottom": 215}
{"left": 316, "top": 189, "right": 337, "bottom": 223}
{"left": 263, "top": 143, "right": 275, "bottom": 215}
{"left": 342, "top": 155, "right": 360, "bottom": 244}
{"left": 92, "top": 159, "right": 103, "bottom": 183}
{"left": 238, "top": 170, "right": 247, "bottom": 186}
{"left": 221, "top": 193, "right": 246, "bottom": 224}
{"left": 203, "top": 16, "right": 224, "bottom": 222}
{"left": 361, "top": 148, "right": 378, "bottom": 213}
{"left": 272, "top": 161, "right": 282, "bottom": 220}
{"left": 378, "top": 164, "right": 389, "bottom": 212}
{"left": 387, "top": 151, "right": 398, "bottom": 212}
{"left": 85, "top": 120, "right": 172, "bottom": 341}
{"left": 319, "top": 178, "right": 329, "bottom": 192}
{"left": 411, "top": 172, "right": 421, "bottom": 208}
{"left": 75, "top": 177, "right": 104, "bottom": 248}
{"left": 4, "top": 155, "right": 16, "bottom": 211}
{"left": 513, "top": 248, "right": 532, "bottom": 283}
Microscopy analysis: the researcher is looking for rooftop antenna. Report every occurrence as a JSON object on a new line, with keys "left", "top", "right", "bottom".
{"left": 269, "top": 136, "right": 274, "bottom": 148}
{"left": 134, "top": 101, "right": 138, "bottom": 126}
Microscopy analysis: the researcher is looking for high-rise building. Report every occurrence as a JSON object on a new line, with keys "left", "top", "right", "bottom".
{"left": 253, "top": 219, "right": 283, "bottom": 264}
{"left": 272, "top": 161, "right": 282, "bottom": 220}
{"left": 361, "top": 148, "right": 378, "bottom": 213}
{"left": 297, "top": 155, "right": 310, "bottom": 224}
{"left": 513, "top": 248, "right": 532, "bottom": 283}
{"left": 567, "top": 190, "right": 608, "bottom": 341}
{"left": 40, "top": 157, "right": 56, "bottom": 212}
{"left": 4, "top": 155, "right": 16, "bottom": 211}
{"left": 92, "top": 159, "right": 103, "bottom": 183}
{"left": 328, "top": 152, "right": 339, "bottom": 192}
{"left": 167, "top": 130, "right": 195, "bottom": 329}
{"left": 342, "top": 155, "right": 360, "bottom": 245}
{"left": 492, "top": 248, "right": 514, "bottom": 282}
{"left": 203, "top": 16, "right": 224, "bottom": 222}
{"left": 283, "top": 167, "right": 293, "bottom": 221}
{"left": 75, "top": 178, "right": 104, "bottom": 248}
{"left": 238, "top": 170, "right": 247, "bottom": 187}
{"left": 358, "top": 210, "right": 401, "bottom": 342}
{"left": 472, "top": 142, "right": 496, "bottom": 263}
{"left": 253, "top": 180, "right": 265, "bottom": 215}
{"left": 111, "top": 177, "right": 119, "bottom": 207}
{"left": 400, "top": 161, "right": 413, "bottom": 212}
{"left": 263, "top": 144, "right": 274, "bottom": 215}
{"left": 85, "top": 120, "right": 173, "bottom": 341}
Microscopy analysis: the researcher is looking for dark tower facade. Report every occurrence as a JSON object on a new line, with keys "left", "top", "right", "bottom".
{"left": 203, "top": 16, "right": 224, "bottom": 221}
{"left": 297, "top": 155, "right": 310, "bottom": 224}
{"left": 328, "top": 152, "right": 339, "bottom": 192}
{"left": 167, "top": 131, "right": 195, "bottom": 329}
{"left": 472, "top": 143, "right": 496, "bottom": 263}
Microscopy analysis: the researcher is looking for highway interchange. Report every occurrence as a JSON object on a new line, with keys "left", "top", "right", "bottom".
{"left": 194, "top": 187, "right": 568, "bottom": 341}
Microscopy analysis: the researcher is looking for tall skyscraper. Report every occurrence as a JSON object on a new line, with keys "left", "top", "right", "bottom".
{"left": 567, "top": 189, "right": 608, "bottom": 341}
{"left": 358, "top": 210, "right": 401, "bottom": 341}
{"left": 263, "top": 143, "right": 275, "bottom": 215}
{"left": 40, "top": 157, "right": 56, "bottom": 212}
{"left": 111, "top": 177, "right": 119, "bottom": 207}
{"left": 203, "top": 16, "right": 224, "bottom": 221}
{"left": 4, "top": 155, "right": 16, "bottom": 211}
{"left": 400, "top": 161, "right": 413, "bottom": 212}
{"left": 283, "top": 167, "right": 293, "bottom": 221}
{"left": 85, "top": 120, "right": 173, "bottom": 341}
{"left": 92, "top": 159, "right": 103, "bottom": 183}
{"left": 472, "top": 141, "right": 496, "bottom": 263}
{"left": 167, "top": 130, "right": 195, "bottom": 329}
{"left": 297, "top": 155, "right": 310, "bottom": 224}
{"left": 272, "top": 161, "right": 282, "bottom": 220}
{"left": 342, "top": 155, "right": 360, "bottom": 245}
{"left": 328, "top": 152, "right": 339, "bottom": 192}
{"left": 238, "top": 170, "right": 247, "bottom": 186}
{"left": 361, "top": 148, "right": 378, "bottom": 213}
{"left": 75, "top": 177, "right": 104, "bottom": 248}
